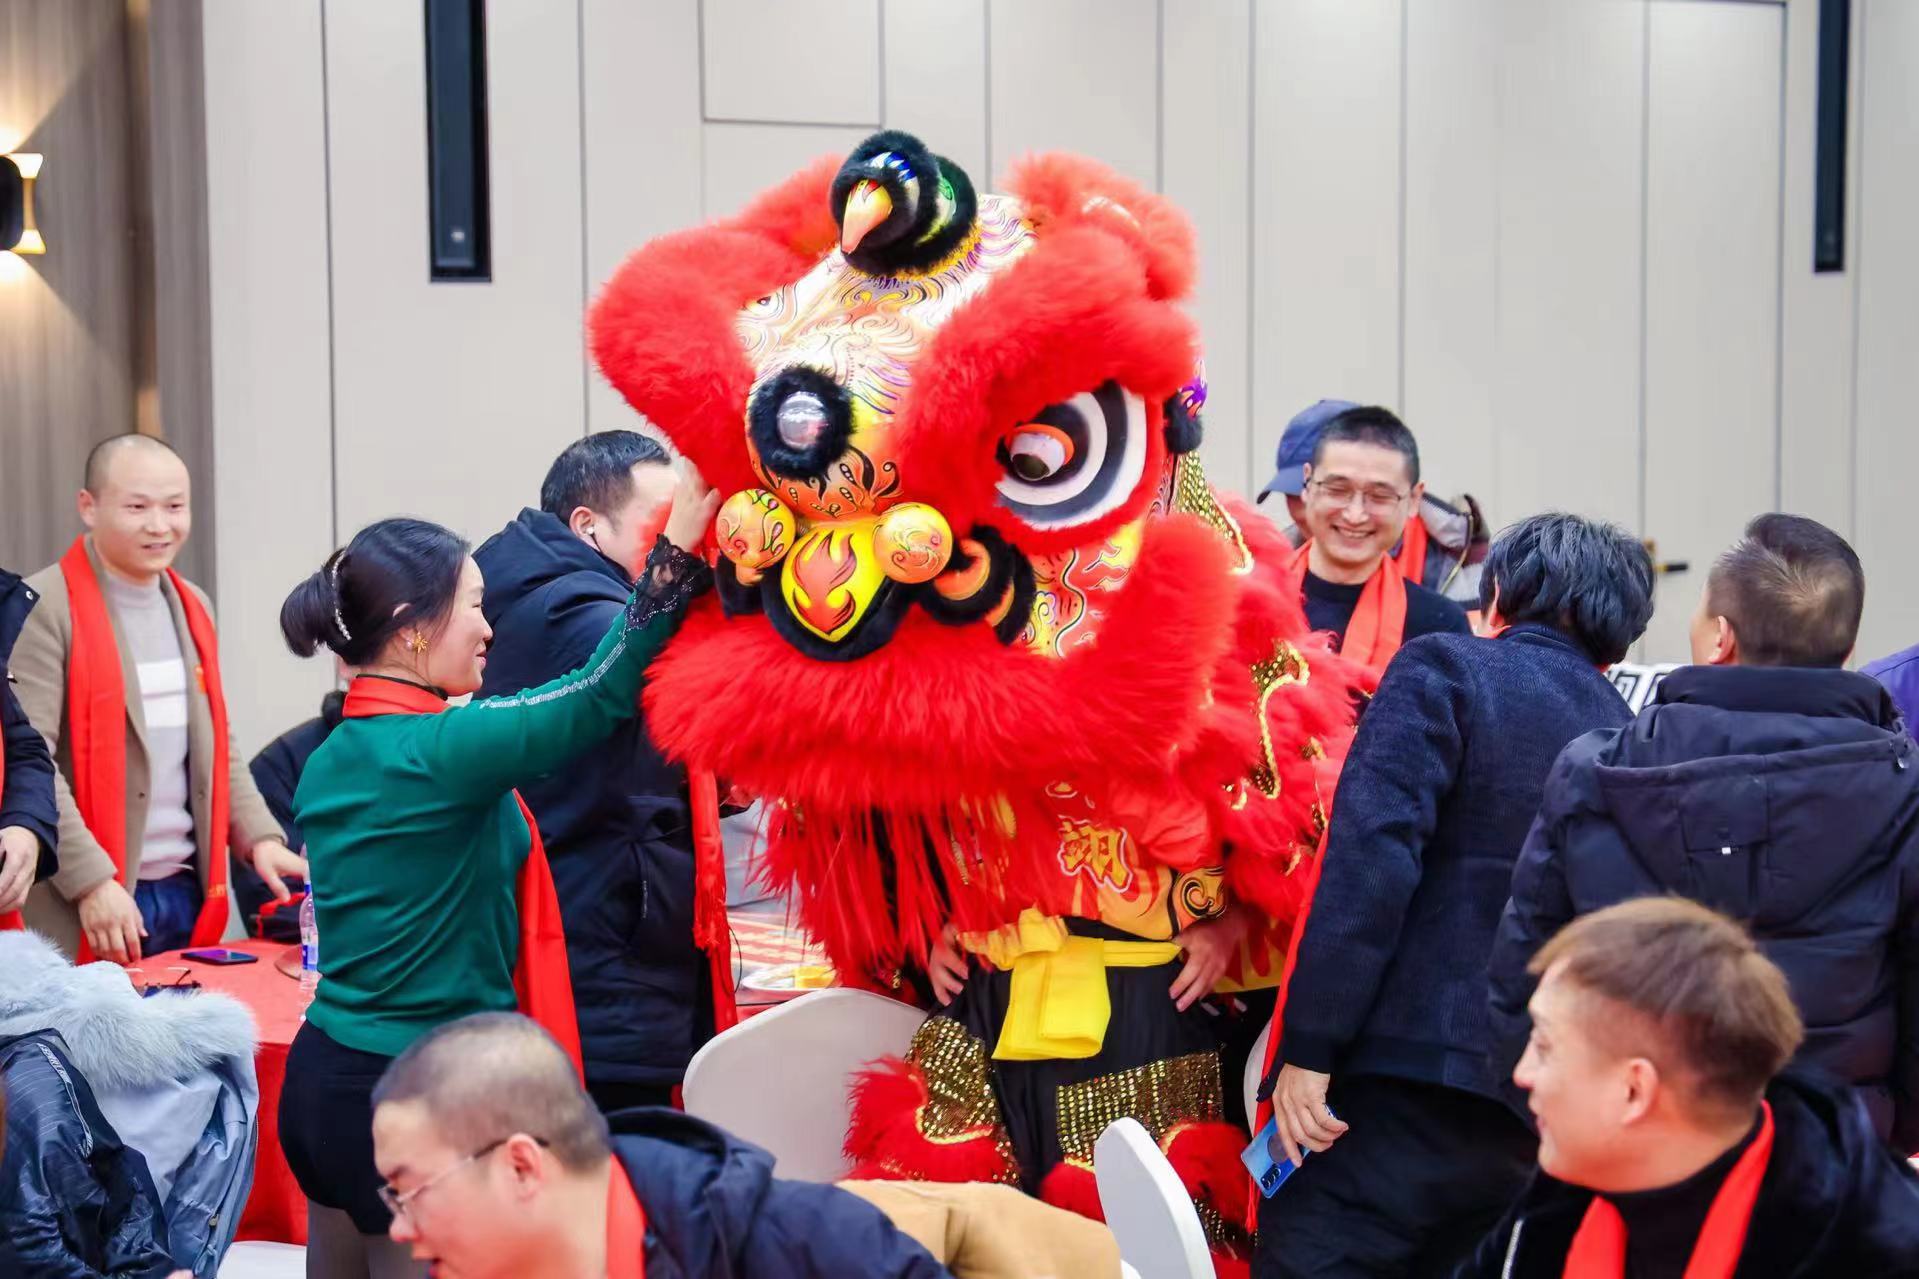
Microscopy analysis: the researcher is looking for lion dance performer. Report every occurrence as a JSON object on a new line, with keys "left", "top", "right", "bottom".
{"left": 588, "top": 131, "right": 1367, "bottom": 1273}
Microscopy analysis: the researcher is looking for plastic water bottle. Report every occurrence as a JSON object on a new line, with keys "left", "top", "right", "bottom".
{"left": 298, "top": 891, "right": 320, "bottom": 1004}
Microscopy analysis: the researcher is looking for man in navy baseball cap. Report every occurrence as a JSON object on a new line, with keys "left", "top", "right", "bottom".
{"left": 1258, "top": 400, "right": 1358, "bottom": 534}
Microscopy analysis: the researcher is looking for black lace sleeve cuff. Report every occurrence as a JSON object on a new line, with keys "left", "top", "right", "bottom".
{"left": 627, "top": 536, "right": 714, "bottom": 631}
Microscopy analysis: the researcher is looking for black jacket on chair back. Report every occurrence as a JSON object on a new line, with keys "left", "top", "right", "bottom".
{"left": 1490, "top": 664, "right": 1919, "bottom": 1151}
{"left": 475, "top": 509, "right": 709, "bottom": 1092}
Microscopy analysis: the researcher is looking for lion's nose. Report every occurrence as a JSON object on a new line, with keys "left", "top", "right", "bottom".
{"left": 715, "top": 489, "right": 953, "bottom": 644}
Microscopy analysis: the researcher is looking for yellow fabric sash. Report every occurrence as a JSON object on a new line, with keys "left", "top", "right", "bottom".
{"left": 977, "top": 911, "right": 1182, "bottom": 1061}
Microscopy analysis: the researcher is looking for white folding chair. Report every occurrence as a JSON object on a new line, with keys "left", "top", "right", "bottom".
{"left": 681, "top": 988, "right": 927, "bottom": 1181}
{"left": 1094, "top": 1118, "right": 1213, "bottom": 1279}
{"left": 218, "top": 1240, "right": 306, "bottom": 1279}
{"left": 1244, "top": 1020, "right": 1272, "bottom": 1134}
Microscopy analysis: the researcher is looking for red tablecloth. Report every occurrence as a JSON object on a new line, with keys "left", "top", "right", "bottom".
{"left": 146, "top": 939, "right": 306, "bottom": 1245}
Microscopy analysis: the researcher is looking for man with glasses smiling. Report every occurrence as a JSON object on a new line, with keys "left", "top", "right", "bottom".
{"left": 368, "top": 1012, "right": 950, "bottom": 1279}
{"left": 1266, "top": 405, "right": 1470, "bottom": 673}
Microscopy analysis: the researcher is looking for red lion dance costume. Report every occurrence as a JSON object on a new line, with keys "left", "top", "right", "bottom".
{"left": 590, "top": 131, "right": 1366, "bottom": 1273}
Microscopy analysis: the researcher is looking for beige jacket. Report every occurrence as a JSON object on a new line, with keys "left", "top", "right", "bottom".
{"left": 840, "top": 1181, "right": 1123, "bottom": 1279}
{"left": 11, "top": 537, "right": 284, "bottom": 956}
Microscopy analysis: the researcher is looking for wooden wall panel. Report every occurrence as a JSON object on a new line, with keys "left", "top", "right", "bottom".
{"left": 1778, "top": 0, "right": 1864, "bottom": 535}
{"left": 1250, "top": 0, "right": 1402, "bottom": 441}
{"left": 988, "top": 0, "right": 1158, "bottom": 187}
{"left": 1854, "top": 0, "right": 1919, "bottom": 660}
{"left": 324, "top": 0, "right": 587, "bottom": 545}
{"left": 1403, "top": 0, "right": 1500, "bottom": 516}
{"left": 202, "top": 0, "right": 335, "bottom": 753}
{"left": 1641, "top": 1, "right": 1784, "bottom": 663}
{"left": 0, "top": 0, "right": 137, "bottom": 572}
{"left": 143, "top": 0, "right": 215, "bottom": 587}
{"left": 582, "top": 0, "right": 704, "bottom": 436}
{"left": 881, "top": 0, "right": 987, "bottom": 184}
{"left": 701, "top": 120, "right": 869, "bottom": 217}
{"left": 701, "top": 0, "right": 881, "bottom": 126}
{"left": 1490, "top": 0, "right": 1645, "bottom": 533}
{"left": 1162, "top": 0, "right": 1254, "bottom": 498}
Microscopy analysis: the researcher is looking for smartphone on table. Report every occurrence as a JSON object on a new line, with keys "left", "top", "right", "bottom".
{"left": 181, "top": 947, "right": 259, "bottom": 966}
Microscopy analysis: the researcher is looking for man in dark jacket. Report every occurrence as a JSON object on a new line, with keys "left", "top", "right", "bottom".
{"left": 474, "top": 431, "right": 705, "bottom": 1113}
{"left": 237, "top": 688, "right": 343, "bottom": 940}
{"left": 370, "top": 1013, "right": 950, "bottom": 1279}
{"left": 1488, "top": 514, "right": 1919, "bottom": 1154}
{"left": 1463, "top": 898, "right": 1919, "bottom": 1277}
{"left": 1257, "top": 514, "right": 1654, "bottom": 1277}
{"left": 1, "top": 568, "right": 58, "bottom": 917}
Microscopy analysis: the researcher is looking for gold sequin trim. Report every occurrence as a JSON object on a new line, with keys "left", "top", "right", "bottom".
{"left": 1169, "top": 453, "right": 1253, "bottom": 574}
{"left": 904, "top": 1017, "right": 1019, "bottom": 1179}
{"left": 1300, "top": 736, "right": 1327, "bottom": 761}
{"left": 1249, "top": 641, "right": 1310, "bottom": 798}
{"left": 1054, "top": 1050, "right": 1225, "bottom": 1167}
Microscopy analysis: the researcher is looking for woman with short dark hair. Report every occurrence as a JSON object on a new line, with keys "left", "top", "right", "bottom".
{"left": 1256, "top": 513, "right": 1653, "bottom": 1278}
{"left": 275, "top": 471, "right": 717, "bottom": 1279}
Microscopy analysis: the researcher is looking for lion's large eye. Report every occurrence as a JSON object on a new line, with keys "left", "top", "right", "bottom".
{"left": 994, "top": 381, "right": 1145, "bottom": 529}
{"left": 1002, "top": 425, "right": 1075, "bottom": 482}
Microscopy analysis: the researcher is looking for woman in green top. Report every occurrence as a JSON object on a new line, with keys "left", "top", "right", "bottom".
{"left": 273, "top": 469, "right": 717, "bottom": 1279}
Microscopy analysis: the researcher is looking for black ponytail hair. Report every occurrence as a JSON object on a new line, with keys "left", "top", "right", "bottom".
{"left": 281, "top": 518, "right": 471, "bottom": 665}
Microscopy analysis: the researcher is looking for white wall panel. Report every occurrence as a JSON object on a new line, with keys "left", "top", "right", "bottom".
{"left": 701, "top": 0, "right": 881, "bottom": 125}
{"left": 202, "top": 0, "right": 335, "bottom": 754}
{"left": 583, "top": 0, "right": 704, "bottom": 436}
{"left": 1162, "top": 0, "right": 1253, "bottom": 498}
{"left": 1640, "top": 1, "right": 1784, "bottom": 663}
{"left": 1778, "top": 0, "right": 1863, "bottom": 533}
{"left": 324, "top": 0, "right": 585, "bottom": 544}
{"left": 1403, "top": 0, "right": 1500, "bottom": 516}
{"left": 1854, "top": 0, "right": 1919, "bottom": 661}
{"left": 1250, "top": 0, "right": 1401, "bottom": 444}
{"left": 701, "top": 121, "right": 870, "bottom": 218}
{"left": 988, "top": 0, "right": 1157, "bottom": 186}
{"left": 1491, "top": 0, "right": 1644, "bottom": 532}
{"left": 881, "top": 0, "right": 987, "bottom": 184}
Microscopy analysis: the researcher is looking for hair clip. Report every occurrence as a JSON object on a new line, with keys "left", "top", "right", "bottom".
{"left": 329, "top": 554, "right": 352, "bottom": 643}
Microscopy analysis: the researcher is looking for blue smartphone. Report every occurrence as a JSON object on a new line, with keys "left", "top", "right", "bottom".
{"left": 181, "top": 947, "right": 258, "bottom": 966}
{"left": 1241, "top": 1110, "right": 1334, "bottom": 1198}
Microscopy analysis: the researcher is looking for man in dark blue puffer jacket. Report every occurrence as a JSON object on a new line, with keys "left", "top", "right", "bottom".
{"left": 369, "top": 1013, "right": 951, "bottom": 1279}
{"left": 1489, "top": 514, "right": 1919, "bottom": 1154}
{"left": 475, "top": 431, "right": 709, "bottom": 1114}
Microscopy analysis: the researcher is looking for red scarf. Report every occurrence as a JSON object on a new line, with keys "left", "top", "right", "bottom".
{"left": 1393, "top": 514, "right": 1430, "bottom": 586}
{"left": 605, "top": 1160, "right": 649, "bottom": 1279}
{"left": 340, "top": 677, "right": 585, "bottom": 1081}
{"left": 1564, "top": 1104, "right": 1774, "bottom": 1279}
{"left": 1289, "top": 543, "right": 1409, "bottom": 673}
{"left": 9, "top": 540, "right": 233, "bottom": 960}
{"left": 688, "top": 768, "right": 739, "bottom": 1034}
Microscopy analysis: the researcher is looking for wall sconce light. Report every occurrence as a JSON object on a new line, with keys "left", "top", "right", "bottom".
{"left": 1, "top": 152, "right": 45, "bottom": 255}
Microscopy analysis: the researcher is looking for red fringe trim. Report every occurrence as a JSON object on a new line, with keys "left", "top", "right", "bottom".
{"left": 844, "top": 1057, "right": 1018, "bottom": 1186}
{"left": 1038, "top": 1161, "right": 1106, "bottom": 1222}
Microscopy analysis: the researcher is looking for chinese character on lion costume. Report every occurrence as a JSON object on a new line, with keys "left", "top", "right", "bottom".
{"left": 589, "top": 131, "right": 1370, "bottom": 1274}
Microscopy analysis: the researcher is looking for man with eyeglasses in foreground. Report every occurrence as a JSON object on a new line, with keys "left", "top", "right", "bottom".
{"left": 365, "top": 1012, "right": 952, "bottom": 1279}
{"left": 1262, "top": 405, "right": 1471, "bottom": 674}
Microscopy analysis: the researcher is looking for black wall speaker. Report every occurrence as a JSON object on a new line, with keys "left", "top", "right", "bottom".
{"left": 1813, "top": 0, "right": 1849, "bottom": 274}
{"left": 425, "top": 0, "right": 491, "bottom": 281}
